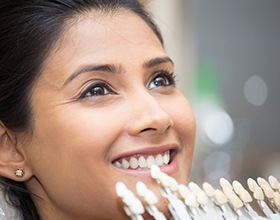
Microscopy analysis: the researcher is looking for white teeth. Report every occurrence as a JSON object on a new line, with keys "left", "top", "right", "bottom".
{"left": 114, "top": 150, "right": 171, "bottom": 170}
{"left": 155, "top": 154, "right": 163, "bottom": 166}
{"left": 146, "top": 155, "right": 155, "bottom": 168}
{"left": 163, "top": 152, "right": 170, "bottom": 164}
{"left": 122, "top": 159, "right": 130, "bottom": 169}
{"left": 114, "top": 161, "right": 122, "bottom": 168}
{"left": 130, "top": 157, "right": 138, "bottom": 169}
{"left": 138, "top": 156, "right": 146, "bottom": 168}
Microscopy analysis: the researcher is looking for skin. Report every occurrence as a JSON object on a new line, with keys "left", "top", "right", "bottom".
{"left": 3, "top": 10, "right": 196, "bottom": 220}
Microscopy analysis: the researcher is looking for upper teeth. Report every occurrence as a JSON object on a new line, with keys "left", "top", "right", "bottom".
{"left": 113, "top": 150, "right": 170, "bottom": 170}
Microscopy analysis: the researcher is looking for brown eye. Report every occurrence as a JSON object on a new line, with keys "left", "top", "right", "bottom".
{"left": 148, "top": 71, "right": 176, "bottom": 90}
{"left": 80, "top": 82, "right": 114, "bottom": 99}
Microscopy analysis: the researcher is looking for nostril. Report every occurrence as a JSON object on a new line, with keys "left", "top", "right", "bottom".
{"left": 140, "top": 127, "right": 156, "bottom": 133}
{"left": 138, "top": 117, "right": 173, "bottom": 134}
{"left": 126, "top": 109, "right": 172, "bottom": 136}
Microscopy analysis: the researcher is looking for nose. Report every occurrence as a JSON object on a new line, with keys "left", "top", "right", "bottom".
{"left": 126, "top": 93, "right": 173, "bottom": 136}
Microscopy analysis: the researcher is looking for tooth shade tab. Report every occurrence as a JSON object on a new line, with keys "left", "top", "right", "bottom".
{"left": 136, "top": 181, "right": 147, "bottom": 197}
{"left": 229, "top": 194, "right": 243, "bottom": 209}
{"left": 268, "top": 175, "right": 280, "bottom": 190}
{"left": 253, "top": 186, "right": 265, "bottom": 200}
{"left": 220, "top": 177, "right": 233, "bottom": 190}
{"left": 202, "top": 182, "right": 215, "bottom": 197}
{"left": 169, "top": 176, "right": 179, "bottom": 191}
{"left": 123, "top": 190, "right": 136, "bottom": 205}
{"left": 144, "top": 189, "right": 159, "bottom": 206}
{"left": 188, "top": 182, "right": 201, "bottom": 196}
{"left": 178, "top": 184, "right": 191, "bottom": 199}
{"left": 184, "top": 192, "right": 198, "bottom": 208}
{"left": 158, "top": 172, "right": 171, "bottom": 188}
{"left": 151, "top": 164, "right": 161, "bottom": 179}
{"left": 214, "top": 189, "right": 228, "bottom": 205}
{"left": 239, "top": 189, "right": 253, "bottom": 203}
{"left": 222, "top": 187, "right": 236, "bottom": 200}
{"left": 232, "top": 180, "right": 245, "bottom": 195}
{"left": 247, "top": 178, "right": 259, "bottom": 192}
{"left": 116, "top": 181, "right": 127, "bottom": 198}
{"left": 136, "top": 181, "right": 159, "bottom": 205}
{"left": 197, "top": 190, "right": 209, "bottom": 205}
{"left": 115, "top": 181, "right": 145, "bottom": 217}
{"left": 129, "top": 198, "right": 145, "bottom": 215}
{"left": 262, "top": 185, "right": 274, "bottom": 199}
{"left": 257, "top": 177, "right": 270, "bottom": 189}
{"left": 273, "top": 192, "right": 280, "bottom": 207}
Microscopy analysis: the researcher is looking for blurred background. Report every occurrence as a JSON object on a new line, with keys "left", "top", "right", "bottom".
{"left": 150, "top": 0, "right": 280, "bottom": 187}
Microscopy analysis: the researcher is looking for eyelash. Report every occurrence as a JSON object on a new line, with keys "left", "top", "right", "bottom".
{"left": 148, "top": 70, "right": 176, "bottom": 90}
{"left": 78, "top": 70, "right": 176, "bottom": 100}
{"left": 79, "top": 81, "right": 114, "bottom": 99}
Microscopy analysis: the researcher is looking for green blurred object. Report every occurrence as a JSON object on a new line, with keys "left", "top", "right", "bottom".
{"left": 194, "top": 62, "right": 219, "bottom": 99}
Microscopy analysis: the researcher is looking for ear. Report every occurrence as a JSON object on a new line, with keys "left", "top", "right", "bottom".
{"left": 0, "top": 122, "right": 32, "bottom": 182}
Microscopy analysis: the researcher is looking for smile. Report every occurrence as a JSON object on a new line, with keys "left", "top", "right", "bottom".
{"left": 112, "top": 150, "right": 175, "bottom": 170}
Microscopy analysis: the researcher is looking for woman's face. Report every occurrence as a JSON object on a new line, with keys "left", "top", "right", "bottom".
{"left": 23, "top": 10, "right": 196, "bottom": 219}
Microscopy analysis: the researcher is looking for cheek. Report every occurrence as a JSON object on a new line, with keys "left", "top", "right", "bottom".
{"left": 26, "top": 109, "right": 125, "bottom": 214}
{"left": 166, "top": 95, "right": 196, "bottom": 174}
{"left": 166, "top": 95, "right": 196, "bottom": 139}
{"left": 28, "top": 107, "right": 124, "bottom": 177}
{"left": 36, "top": 107, "right": 119, "bottom": 148}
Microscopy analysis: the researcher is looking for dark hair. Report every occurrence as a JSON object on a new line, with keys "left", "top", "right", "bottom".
{"left": 0, "top": 0, "right": 163, "bottom": 219}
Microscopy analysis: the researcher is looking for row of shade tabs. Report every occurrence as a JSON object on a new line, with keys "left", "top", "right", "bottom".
{"left": 116, "top": 165, "right": 280, "bottom": 220}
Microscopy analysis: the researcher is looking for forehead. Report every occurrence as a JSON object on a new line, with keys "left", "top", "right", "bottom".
{"left": 43, "top": 10, "right": 164, "bottom": 72}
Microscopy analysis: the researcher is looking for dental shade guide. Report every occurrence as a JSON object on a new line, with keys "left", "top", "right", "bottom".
{"left": 150, "top": 165, "right": 192, "bottom": 220}
{"left": 268, "top": 176, "right": 280, "bottom": 191}
{"left": 115, "top": 181, "right": 144, "bottom": 220}
{"left": 232, "top": 181, "right": 259, "bottom": 218}
{"left": 136, "top": 181, "right": 167, "bottom": 220}
{"left": 115, "top": 166, "right": 280, "bottom": 220}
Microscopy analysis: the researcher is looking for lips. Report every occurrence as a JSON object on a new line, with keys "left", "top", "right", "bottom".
{"left": 112, "top": 148, "right": 177, "bottom": 170}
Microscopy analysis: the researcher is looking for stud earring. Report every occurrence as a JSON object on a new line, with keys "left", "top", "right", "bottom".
{"left": 15, "top": 168, "right": 24, "bottom": 178}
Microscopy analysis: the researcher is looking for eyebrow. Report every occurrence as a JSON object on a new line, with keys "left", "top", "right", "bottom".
{"left": 63, "top": 56, "right": 174, "bottom": 87}
{"left": 143, "top": 56, "right": 174, "bottom": 69}
{"left": 62, "top": 64, "right": 123, "bottom": 87}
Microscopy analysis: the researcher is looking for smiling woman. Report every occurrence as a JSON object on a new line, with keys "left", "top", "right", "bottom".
{"left": 0, "top": 0, "right": 196, "bottom": 219}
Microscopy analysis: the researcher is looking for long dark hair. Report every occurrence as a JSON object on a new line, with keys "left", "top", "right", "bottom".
{"left": 0, "top": 0, "right": 163, "bottom": 219}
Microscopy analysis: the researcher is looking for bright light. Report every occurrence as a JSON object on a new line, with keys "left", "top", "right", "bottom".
{"left": 244, "top": 75, "right": 268, "bottom": 106}
{"left": 202, "top": 108, "right": 234, "bottom": 146}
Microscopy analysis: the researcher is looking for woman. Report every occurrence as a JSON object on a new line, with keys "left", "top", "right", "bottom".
{"left": 0, "top": 0, "right": 196, "bottom": 219}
